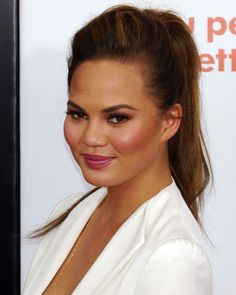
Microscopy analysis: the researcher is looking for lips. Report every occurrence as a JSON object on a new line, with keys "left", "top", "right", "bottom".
{"left": 83, "top": 154, "right": 115, "bottom": 169}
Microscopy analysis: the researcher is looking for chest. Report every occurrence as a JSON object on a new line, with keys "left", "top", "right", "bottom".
{"left": 43, "top": 219, "right": 124, "bottom": 294}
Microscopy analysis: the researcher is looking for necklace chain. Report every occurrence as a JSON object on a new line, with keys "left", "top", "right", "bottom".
{"left": 44, "top": 195, "right": 108, "bottom": 294}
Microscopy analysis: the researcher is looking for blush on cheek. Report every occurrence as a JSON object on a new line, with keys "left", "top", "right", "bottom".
{"left": 63, "top": 121, "right": 79, "bottom": 147}
{"left": 112, "top": 127, "right": 149, "bottom": 154}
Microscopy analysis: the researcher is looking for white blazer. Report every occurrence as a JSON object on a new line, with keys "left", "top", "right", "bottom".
{"left": 23, "top": 181, "right": 212, "bottom": 294}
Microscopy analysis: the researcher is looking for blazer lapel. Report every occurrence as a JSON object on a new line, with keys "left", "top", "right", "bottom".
{"left": 25, "top": 188, "right": 107, "bottom": 295}
{"left": 73, "top": 196, "right": 147, "bottom": 295}
{"left": 24, "top": 187, "right": 148, "bottom": 295}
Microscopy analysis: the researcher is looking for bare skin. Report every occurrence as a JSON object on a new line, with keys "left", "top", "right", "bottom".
{"left": 43, "top": 207, "right": 126, "bottom": 294}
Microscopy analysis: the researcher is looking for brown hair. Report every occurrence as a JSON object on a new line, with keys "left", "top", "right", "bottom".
{"left": 31, "top": 4, "right": 212, "bottom": 238}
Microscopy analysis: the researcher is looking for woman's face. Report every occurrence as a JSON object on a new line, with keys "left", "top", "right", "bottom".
{"left": 64, "top": 59, "right": 169, "bottom": 188}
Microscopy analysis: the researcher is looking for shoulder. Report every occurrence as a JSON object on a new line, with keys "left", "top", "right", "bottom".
{"left": 148, "top": 238, "right": 211, "bottom": 269}
{"left": 29, "top": 191, "right": 90, "bottom": 263}
{"left": 135, "top": 238, "right": 213, "bottom": 294}
{"left": 145, "top": 180, "right": 207, "bottom": 250}
{"left": 23, "top": 189, "right": 96, "bottom": 288}
{"left": 47, "top": 187, "right": 105, "bottom": 222}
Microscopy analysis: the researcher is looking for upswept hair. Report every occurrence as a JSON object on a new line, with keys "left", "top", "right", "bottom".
{"left": 31, "top": 4, "right": 211, "bottom": 238}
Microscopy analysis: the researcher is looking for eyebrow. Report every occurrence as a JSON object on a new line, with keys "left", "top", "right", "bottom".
{"left": 67, "top": 100, "right": 139, "bottom": 113}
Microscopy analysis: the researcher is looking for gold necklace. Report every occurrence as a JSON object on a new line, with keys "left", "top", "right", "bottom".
{"left": 43, "top": 195, "right": 108, "bottom": 294}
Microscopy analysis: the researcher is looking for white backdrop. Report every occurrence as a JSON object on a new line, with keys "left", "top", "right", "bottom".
{"left": 20, "top": 0, "right": 236, "bottom": 293}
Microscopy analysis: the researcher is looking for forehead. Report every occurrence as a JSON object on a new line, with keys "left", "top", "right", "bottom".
{"left": 68, "top": 60, "right": 160, "bottom": 115}
{"left": 69, "top": 59, "right": 148, "bottom": 102}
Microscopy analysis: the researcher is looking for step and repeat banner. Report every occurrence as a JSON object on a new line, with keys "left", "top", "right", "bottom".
{"left": 20, "top": 0, "right": 236, "bottom": 293}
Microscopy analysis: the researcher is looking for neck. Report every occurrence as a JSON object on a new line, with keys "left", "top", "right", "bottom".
{"left": 100, "top": 165, "right": 172, "bottom": 222}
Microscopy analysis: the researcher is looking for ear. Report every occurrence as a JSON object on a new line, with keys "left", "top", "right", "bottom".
{"left": 160, "top": 103, "right": 182, "bottom": 143}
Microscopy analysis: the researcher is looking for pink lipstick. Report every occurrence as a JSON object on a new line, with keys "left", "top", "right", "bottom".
{"left": 83, "top": 154, "right": 115, "bottom": 169}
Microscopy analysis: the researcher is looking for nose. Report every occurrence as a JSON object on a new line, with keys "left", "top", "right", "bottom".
{"left": 81, "top": 120, "right": 107, "bottom": 147}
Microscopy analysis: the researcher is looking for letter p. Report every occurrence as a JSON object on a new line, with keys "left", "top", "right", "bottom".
{"left": 208, "top": 17, "right": 227, "bottom": 42}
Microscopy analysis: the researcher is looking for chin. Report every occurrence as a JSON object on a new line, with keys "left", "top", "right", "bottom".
{"left": 84, "top": 177, "right": 106, "bottom": 187}
{"left": 81, "top": 171, "right": 123, "bottom": 188}
{"left": 83, "top": 176, "right": 112, "bottom": 187}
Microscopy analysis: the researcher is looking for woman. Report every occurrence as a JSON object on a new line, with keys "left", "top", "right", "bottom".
{"left": 23, "top": 4, "right": 212, "bottom": 295}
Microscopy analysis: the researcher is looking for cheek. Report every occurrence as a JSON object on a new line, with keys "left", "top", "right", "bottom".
{"left": 111, "top": 124, "right": 159, "bottom": 154}
{"left": 64, "top": 119, "right": 81, "bottom": 147}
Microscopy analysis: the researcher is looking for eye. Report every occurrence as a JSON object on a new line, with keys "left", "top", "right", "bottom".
{"left": 108, "top": 114, "right": 129, "bottom": 124}
{"left": 65, "top": 110, "right": 88, "bottom": 120}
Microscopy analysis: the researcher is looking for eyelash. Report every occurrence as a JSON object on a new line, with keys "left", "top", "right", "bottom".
{"left": 65, "top": 111, "right": 129, "bottom": 124}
